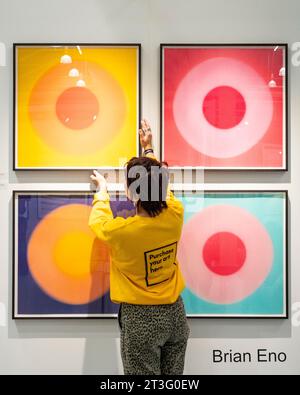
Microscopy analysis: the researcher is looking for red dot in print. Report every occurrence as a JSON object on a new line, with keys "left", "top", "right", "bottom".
{"left": 203, "top": 231, "right": 247, "bottom": 276}
{"left": 202, "top": 86, "right": 246, "bottom": 129}
{"left": 56, "top": 87, "right": 99, "bottom": 130}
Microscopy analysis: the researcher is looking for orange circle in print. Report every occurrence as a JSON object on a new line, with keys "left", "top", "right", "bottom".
{"left": 56, "top": 87, "right": 100, "bottom": 130}
{"left": 28, "top": 60, "right": 126, "bottom": 155}
{"left": 27, "top": 204, "right": 111, "bottom": 305}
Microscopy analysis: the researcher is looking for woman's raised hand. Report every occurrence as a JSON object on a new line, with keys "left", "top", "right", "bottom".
{"left": 90, "top": 170, "right": 107, "bottom": 192}
{"left": 139, "top": 119, "right": 153, "bottom": 150}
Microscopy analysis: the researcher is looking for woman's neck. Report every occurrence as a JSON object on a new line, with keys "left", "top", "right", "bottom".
{"left": 136, "top": 204, "right": 151, "bottom": 218}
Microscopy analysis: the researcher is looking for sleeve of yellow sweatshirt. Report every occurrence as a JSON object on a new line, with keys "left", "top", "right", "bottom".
{"left": 88, "top": 190, "right": 125, "bottom": 245}
{"left": 166, "top": 187, "right": 184, "bottom": 216}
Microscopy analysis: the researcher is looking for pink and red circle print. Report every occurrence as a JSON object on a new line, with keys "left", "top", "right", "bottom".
{"left": 177, "top": 204, "right": 274, "bottom": 305}
{"left": 173, "top": 57, "right": 273, "bottom": 159}
{"left": 163, "top": 47, "right": 285, "bottom": 168}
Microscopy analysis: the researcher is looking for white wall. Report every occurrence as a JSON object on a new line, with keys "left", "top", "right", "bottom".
{"left": 1, "top": 0, "right": 300, "bottom": 375}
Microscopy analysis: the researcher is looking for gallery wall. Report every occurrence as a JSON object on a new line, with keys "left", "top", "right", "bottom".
{"left": 1, "top": 0, "right": 300, "bottom": 374}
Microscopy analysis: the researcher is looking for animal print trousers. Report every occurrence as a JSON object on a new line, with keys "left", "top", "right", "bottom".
{"left": 118, "top": 296, "right": 190, "bottom": 375}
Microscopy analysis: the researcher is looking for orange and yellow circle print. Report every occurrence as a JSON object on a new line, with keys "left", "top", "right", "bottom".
{"left": 16, "top": 46, "right": 139, "bottom": 168}
{"left": 27, "top": 203, "right": 111, "bottom": 305}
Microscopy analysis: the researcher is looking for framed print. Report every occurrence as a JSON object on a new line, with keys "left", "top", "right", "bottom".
{"left": 176, "top": 190, "right": 288, "bottom": 318}
{"left": 13, "top": 191, "right": 135, "bottom": 318}
{"left": 13, "top": 43, "right": 141, "bottom": 170}
{"left": 161, "top": 44, "right": 288, "bottom": 170}
{"left": 13, "top": 190, "right": 288, "bottom": 319}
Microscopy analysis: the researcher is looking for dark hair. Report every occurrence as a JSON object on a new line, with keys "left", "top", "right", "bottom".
{"left": 126, "top": 156, "right": 169, "bottom": 217}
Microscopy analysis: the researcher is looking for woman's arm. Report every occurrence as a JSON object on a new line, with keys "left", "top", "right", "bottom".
{"left": 89, "top": 118, "right": 152, "bottom": 241}
{"left": 140, "top": 120, "right": 183, "bottom": 214}
{"left": 139, "top": 119, "right": 155, "bottom": 158}
{"left": 89, "top": 170, "right": 114, "bottom": 243}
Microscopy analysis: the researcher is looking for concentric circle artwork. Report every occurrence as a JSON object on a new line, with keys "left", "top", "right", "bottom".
{"left": 27, "top": 204, "right": 111, "bottom": 305}
{"left": 176, "top": 191, "right": 287, "bottom": 317}
{"left": 14, "top": 44, "right": 140, "bottom": 169}
{"left": 14, "top": 192, "right": 135, "bottom": 318}
{"left": 13, "top": 191, "right": 287, "bottom": 318}
{"left": 178, "top": 204, "right": 274, "bottom": 305}
{"left": 161, "top": 45, "right": 287, "bottom": 169}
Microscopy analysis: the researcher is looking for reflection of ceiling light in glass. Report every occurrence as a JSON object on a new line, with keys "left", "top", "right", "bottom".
{"left": 69, "top": 68, "right": 80, "bottom": 77}
{"left": 76, "top": 79, "right": 86, "bottom": 87}
{"left": 65, "top": 117, "right": 70, "bottom": 123}
{"left": 279, "top": 67, "right": 285, "bottom": 77}
{"left": 268, "top": 79, "right": 277, "bottom": 88}
{"left": 60, "top": 54, "right": 72, "bottom": 64}
{"left": 274, "top": 46, "right": 279, "bottom": 52}
{"left": 93, "top": 115, "right": 97, "bottom": 121}
{"left": 77, "top": 45, "right": 82, "bottom": 55}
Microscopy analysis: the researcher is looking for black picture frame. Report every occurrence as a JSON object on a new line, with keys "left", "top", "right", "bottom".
{"left": 13, "top": 189, "right": 288, "bottom": 320}
{"left": 160, "top": 43, "right": 288, "bottom": 171}
{"left": 13, "top": 43, "right": 142, "bottom": 171}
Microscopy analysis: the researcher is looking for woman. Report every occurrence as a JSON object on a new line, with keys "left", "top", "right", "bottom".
{"left": 89, "top": 119, "right": 190, "bottom": 375}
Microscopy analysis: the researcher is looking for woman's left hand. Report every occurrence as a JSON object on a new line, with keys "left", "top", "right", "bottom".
{"left": 90, "top": 170, "right": 107, "bottom": 192}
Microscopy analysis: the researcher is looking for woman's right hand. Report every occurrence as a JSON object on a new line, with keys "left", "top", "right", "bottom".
{"left": 90, "top": 170, "right": 107, "bottom": 192}
{"left": 139, "top": 119, "right": 153, "bottom": 151}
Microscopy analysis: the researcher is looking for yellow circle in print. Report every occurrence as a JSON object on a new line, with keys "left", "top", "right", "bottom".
{"left": 28, "top": 60, "right": 127, "bottom": 155}
{"left": 27, "top": 204, "right": 111, "bottom": 305}
{"left": 53, "top": 231, "right": 101, "bottom": 278}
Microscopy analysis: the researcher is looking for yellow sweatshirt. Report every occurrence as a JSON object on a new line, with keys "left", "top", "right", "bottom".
{"left": 89, "top": 188, "right": 185, "bottom": 305}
